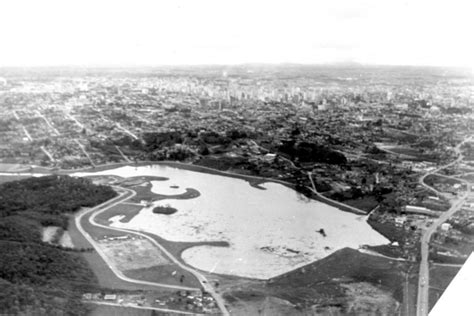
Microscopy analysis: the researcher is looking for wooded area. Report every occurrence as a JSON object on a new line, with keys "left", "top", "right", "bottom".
{"left": 0, "top": 175, "right": 117, "bottom": 315}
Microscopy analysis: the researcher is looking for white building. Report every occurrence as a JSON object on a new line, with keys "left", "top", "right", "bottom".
{"left": 440, "top": 223, "right": 451, "bottom": 231}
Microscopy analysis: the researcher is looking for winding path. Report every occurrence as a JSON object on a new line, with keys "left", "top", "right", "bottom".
{"left": 76, "top": 185, "right": 230, "bottom": 315}
{"left": 416, "top": 136, "right": 472, "bottom": 316}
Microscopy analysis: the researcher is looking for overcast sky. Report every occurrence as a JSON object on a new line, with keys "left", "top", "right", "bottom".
{"left": 0, "top": 0, "right": 472, "bottom": 68}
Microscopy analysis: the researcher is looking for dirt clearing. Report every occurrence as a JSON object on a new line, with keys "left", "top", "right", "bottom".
{"left": 97, "top": 235, "right": 170, "bottom": 271}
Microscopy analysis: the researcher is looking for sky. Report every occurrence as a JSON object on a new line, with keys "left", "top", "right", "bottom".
{"left": 0, "top": 0, "right": 473, "bottom": 68}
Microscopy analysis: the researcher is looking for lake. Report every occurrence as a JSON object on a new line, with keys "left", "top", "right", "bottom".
{"left": 76, "top": 165, "right": 389, "bottom": 279}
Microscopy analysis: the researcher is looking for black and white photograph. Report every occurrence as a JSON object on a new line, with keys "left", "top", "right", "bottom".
{"left": 0, "top": 1, "right": 472, "bottom": 315}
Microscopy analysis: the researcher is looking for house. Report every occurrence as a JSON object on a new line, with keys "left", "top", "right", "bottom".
{"left": 395, "top": 217, "right": 406, "bottom": 226}
{"left": 440, "top": 223, "right": 451, "bottom": 231}
{"left": 263, "top": 153, "right": 277, "bottom": 163}
{"left": 104, "top": 294, "right": 117, "bottom": 301}
{"left": 405, "top": 205, "right": 428, "bottom": 213}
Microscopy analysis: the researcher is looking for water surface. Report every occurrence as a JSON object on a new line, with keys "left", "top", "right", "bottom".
{"left": 76, "top": 165, "right": 389, "bottom": 279}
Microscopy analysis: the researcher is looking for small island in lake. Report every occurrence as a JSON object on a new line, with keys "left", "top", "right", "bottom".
{"left": 152, "top": 205, "right": 178, "bottom": 215}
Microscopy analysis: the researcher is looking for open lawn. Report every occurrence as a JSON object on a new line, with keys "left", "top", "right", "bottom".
{"left": 459, "top": 173, "right": 474, "bottom": 182}
{"left": 428, "top": 265, "right": 461, "bottom": 312}
{"left": 68, "top": 212, "right": 161, "bottom": 291}
{"left": 269, "top": 248, "right": 409, "bottom": 304}
{"left": 118, "top": 175, "right": 168, "bottom": 186}
{"left": 95, "top": 203, "right": 144, "bottom": 225}
{"left": 368, "top": 216, "right": 412, "bottom": 244}
{"left": 141, "top": 231, "right": 229, "bottom": 263}
{"left": 386, "top": 146, "right": 423, "bottom": 157}
{"left": 424, "top": 174, "right": 462, "bottom": 186}
{"left": 124, "top": 265, "right": 202, "bottom": 288}
{"left": 88, "top": 304, "right": 153, "bottom": 316}
{"left": 76, "top": 205, "right": 204, "bottom": 289}
{"left": 338, "top": 196, "right": 379, "bottom": 213}
{"left": 128, "top": 182, "right": 200, "bottom": 203}
{"left": 223, "top": 248, "right": 414, "bottom": 315}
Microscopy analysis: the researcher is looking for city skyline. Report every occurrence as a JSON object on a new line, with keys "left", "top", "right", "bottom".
{"left": 0, "top": 0, "right": 473, "bottom": 69}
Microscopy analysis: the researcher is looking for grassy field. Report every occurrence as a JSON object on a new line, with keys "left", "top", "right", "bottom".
{"left": 368, "top": 216, "right": 411, "bottom": 244}
{"left": 141, "top": 231, "right": 229, "bottom": 262}
{"left": 88, "top": 304, "right": 153, "bottom": 316}
{"left": 124, "top": 265, "right": 201, "bottom": 288}
{"left": 387, "top": 146, "right": 423, "bottom": 157}
{"left": 68, "top": 213, "right": 162, "bottom": 291}
{"left": 73, "top": 188, "right": 232, "bottom": 285}
{"left": 269, "top": 248, "right": 409, "bottom": 303}
{"left": 459, "top": 173, "right": 474, "bottom": 182}
{"left": 222, "top": 248, "right": 415, "bottom": 315}
{"left": 428, "top": 265, "right": 461, "bottom": 312}
{"left": 69, "top": 205, "right": 197, "bottom": 290}
{"left": 424, "top": 174, "right": 462, "bottom": 186}
{"left": 95, "top": 203, "right": 144, "bottom": 224}
{"left": 128, "top": 183, "right": 200, "bottom": 203}
{"left": 337, "top": 195, "right": 379, "bottom": 213}
{"left": 118, "top": 175, "right": 169, "bottom": 185}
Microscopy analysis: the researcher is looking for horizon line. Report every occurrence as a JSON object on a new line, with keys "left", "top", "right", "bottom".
{"left": 0, "top": 62, "right": 471, "bottom": 70}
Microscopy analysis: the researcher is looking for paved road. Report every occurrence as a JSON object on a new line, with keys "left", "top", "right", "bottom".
{"left": 35, "top": 110, "right": 60, "bottom": 136}
{"left": 76, "top": 189, "right": 198, "bottom": 291}
{"left": 115, "top": 145, "right": 132, "bottom": 162}
{"left": 22, "top": 126, "right": 33, "bottom": 141}
{"left": 116, "top": 123, "right": 139, "bottom": 140}
{"left": 416, "top": 196, "right": 468, "bottom": 316}
{"left": 416, "top": 136, "right": 472, "bottom": 316}
{"left": 76, "top": 186, "right": 230, "bottom": 315}
{"left": 418, "top": 161, "right": 466, "bottom": 199}
{"left": 66, "top": 113, "right": 85, "bottom": 130}
{"left": 74, "top": 139, "right": 96, "bottom": 167}
{"left": 40, "top": 146, "right": 56, "bottom": 163}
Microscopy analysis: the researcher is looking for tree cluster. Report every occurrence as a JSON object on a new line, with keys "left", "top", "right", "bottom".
{"left": 0, "top": 175, "right": 117, "bottom": 228}
{"left": 0, "top": 175, "right": 117, "bottom": 315}
{"left": 279, "top": 140, "right": 347, "bottom": 165}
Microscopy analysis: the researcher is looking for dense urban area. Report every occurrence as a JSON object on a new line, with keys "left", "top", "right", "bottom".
{"left": 0, "top": 65, "right": 473, "bottom": 315}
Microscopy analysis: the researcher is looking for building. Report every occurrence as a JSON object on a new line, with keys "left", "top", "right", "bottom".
{"left": 440, "top": 223, "right": 451, "bottom": 231}
{"left": 104, "top": 294, "right": 117, "bottom": 301}
{"left": 263, "top": 153, "right": 277, "bottom": 163}
{"left": 395, "top": 217, "right": 406, "bottom": 226}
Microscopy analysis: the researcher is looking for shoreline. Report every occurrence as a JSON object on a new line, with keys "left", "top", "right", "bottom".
{"left": 0, "top": 161, "right": 366, "bottom": 216}
{"left": 0, "top": 162, "right": 393, "bottom": 282}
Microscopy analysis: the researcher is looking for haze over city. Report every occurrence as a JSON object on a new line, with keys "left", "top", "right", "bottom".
{"left": 0, "top": 0, "right": 473, "bottom": 68}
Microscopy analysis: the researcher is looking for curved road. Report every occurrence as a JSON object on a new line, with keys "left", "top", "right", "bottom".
{"left": 307, "top": 171, "right": 366, "bottom": 215}
{"left": 76, "top": 186, "right": 230, "bottom": 316}
{"left": 416, "top": 136, "right": 472, "bottom": 316}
